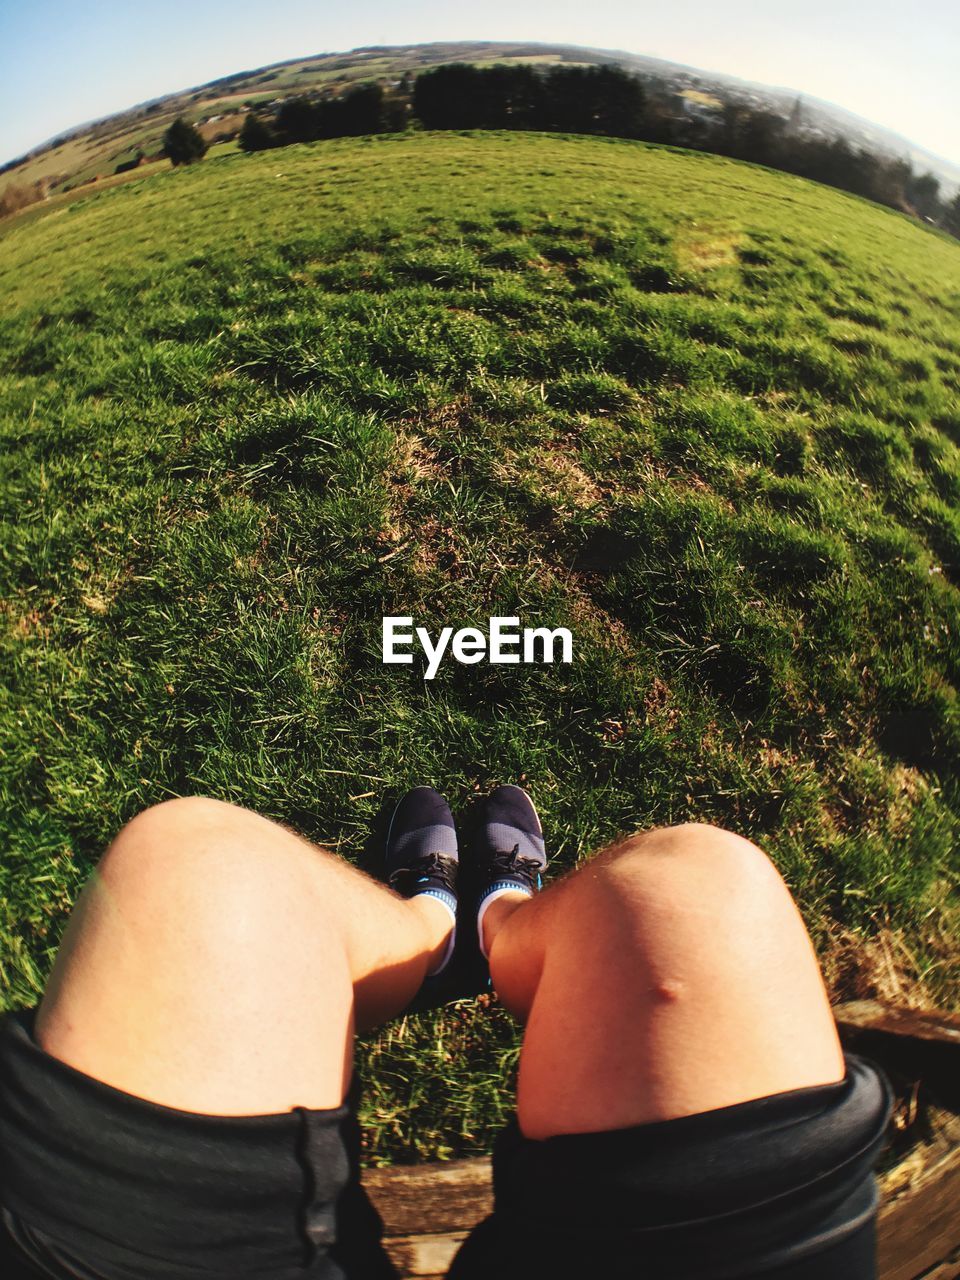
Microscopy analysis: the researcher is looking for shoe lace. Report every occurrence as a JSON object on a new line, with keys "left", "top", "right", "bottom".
{"left": 489, "top": 843, "right": 542, "bottom": 879}
{"left": 387, "top": 851, "right": 457, "bottom": 895}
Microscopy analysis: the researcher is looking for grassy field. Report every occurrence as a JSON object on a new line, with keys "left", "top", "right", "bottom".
{"left": 1, "top": 131, "right": 959, "bottom": 1162}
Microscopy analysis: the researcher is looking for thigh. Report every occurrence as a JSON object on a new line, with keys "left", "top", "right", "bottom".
{"left": 33, "top": 794, "right": 441, "bottom": 1116}
{"left": 492, "top": 823, "right": 845, "bottom": 1139}
{"left": 34, "top": 797, "right": 358, "bottom": 1115}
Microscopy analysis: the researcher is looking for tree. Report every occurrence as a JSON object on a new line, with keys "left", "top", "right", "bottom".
{"left": 586, "top": 65, "right": 647, "bottom": 137}
{"left": 480, "top": 65, "right": 543, "bottom": 129}
{"left": 336, "top": 84, "right": 385, "bottom": 136}
{"left": 382, "top": 93, "right": 409, "bottom": 133}
{"left": 162, "top": 117, "right": 207, "bottom": 166}
{"left": 413, "top": 62, "right": 646, "bottom": 136}
{"left": 906, "top": 171, "right": 942, "bottom": 221}
{"left": 276, "top": 97, "right": 321, "bottom": 143}
{"left": 541, "top": 66, "right": 646, "bottom": 137}
{"left": 944, "top": 193, "right": 960, "bottom": 240}
{"left": 413, "top": 65, "right": 485, "bottom": 129}
{"left": 239, "top": 113, "right": 276, "bottom": 152}
{"left": 717, "top": 106, "right": 785, "bottom": 169}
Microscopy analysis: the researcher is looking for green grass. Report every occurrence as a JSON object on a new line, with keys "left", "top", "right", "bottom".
{"left": 1, "top": 131, "right": 959, "bottom": 1162}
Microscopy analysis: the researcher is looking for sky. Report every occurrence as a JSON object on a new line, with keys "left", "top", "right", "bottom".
{"left": 1, "top": 0, "right": 958, "bottom": 167}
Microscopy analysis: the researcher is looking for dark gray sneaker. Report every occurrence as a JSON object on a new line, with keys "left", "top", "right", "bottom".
{"left": 385, "top": 786, "right": 459, "bottom": 919}
{"left": 475, "top": 785, "right": 546, "bottom": 956}
{"left": 385, "top": 787, "right": 459, "bottom": 1006}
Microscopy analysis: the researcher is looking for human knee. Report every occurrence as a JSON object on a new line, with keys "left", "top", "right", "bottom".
{"left": 97, "top": 796, "right": 315, "bottom": 912}
{"left": 538, "top": 823, "right": 794, "bottom": 1002}
{"left": 587, "top": 822, "right": 784, "bottom": 922}
{"left": 611, "top": 821, "right": 773, "bottom": 876}
{"left": 92, "top": 797, "right": 343, "bottom": 953}
{"left": 103, "top": 797, "right": 244, "bottom": 874}
{"left": 113, "top": 796, "right": 239, "bottom": 842}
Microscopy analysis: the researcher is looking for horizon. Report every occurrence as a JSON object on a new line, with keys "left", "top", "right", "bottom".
{"left": 8, "top": 38, "right": 959, "bottom": 176}
{"left": 0, "top": 1, "right": 958, "bottom": 171}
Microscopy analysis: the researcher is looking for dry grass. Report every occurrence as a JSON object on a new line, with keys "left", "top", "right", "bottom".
{"left": 675, "top": 223, "right": 744, "bottom": 273}
{"left": 823, "top": 904, "right": 960, "bottom": 1011}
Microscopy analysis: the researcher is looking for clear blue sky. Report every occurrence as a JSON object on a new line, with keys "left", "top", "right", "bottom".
{"left": 1, "top": 0, "right": 957, "bottom": 166}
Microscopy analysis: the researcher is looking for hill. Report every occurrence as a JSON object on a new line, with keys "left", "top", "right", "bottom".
{"left": 4, "top": 41, "right": 958, "bottom": 201}
{"left": 1, "top": 131, "right": 959, "bottom": 1159}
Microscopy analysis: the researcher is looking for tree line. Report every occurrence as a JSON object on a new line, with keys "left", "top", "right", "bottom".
{"left": 687, "top": 103, "right": 954, "bottom": 229}
{"left": 4, "top": 64, "right": 956, "bottom": 238}
{"left": 236, "top": 63, "right": 960, "bottom": 239}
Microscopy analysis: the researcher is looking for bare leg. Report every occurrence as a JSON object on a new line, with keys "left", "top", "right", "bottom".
{"left": 483, "top": 823, "right": 844, "bottom": 1140}
{"left": 35, "top": 796, "right": 452, "bottom": 1116}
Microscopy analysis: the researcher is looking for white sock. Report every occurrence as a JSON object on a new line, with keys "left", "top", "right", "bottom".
{"left": 425, "top": 897, "right": 457, "bottom": 977}
{"left": 477, "top": 885, "right": 533, "bottom": 960}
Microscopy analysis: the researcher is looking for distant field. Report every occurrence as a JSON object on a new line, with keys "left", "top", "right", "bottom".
{"left": 4, "top": 107, "right": 245, "bottom": 196}
{"left": 1, "top": 132, "right": 959, "bottom": 1161}
{"left": 0, "top": 43, "right": 601, "bottom": 200}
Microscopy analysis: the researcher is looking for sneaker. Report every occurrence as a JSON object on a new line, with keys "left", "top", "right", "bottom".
{"left": 385, "top": 786, "right": 458, "bottom": 980}
{"left": 475, "top": 784, "right": 547, "bottom": 958}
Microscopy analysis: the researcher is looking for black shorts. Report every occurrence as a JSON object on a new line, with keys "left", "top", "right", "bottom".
{"left": 448, "top": 1056, "right": 894, "bottom": 1280}
{"left": 0, "top": 1009, "right": 893, "bottom": 1280}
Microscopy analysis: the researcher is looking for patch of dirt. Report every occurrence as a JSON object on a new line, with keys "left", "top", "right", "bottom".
{"left": 394, "top": 429, "right": 443, "bottom": 486}
{"left": 405, "top": 516, "right": 460, "bottom": 576}
{"left": 539, "top": 450, "right": 603, "bottom": 508}
{"left": 643, "top": 675, "right": 682, "bottom": 729}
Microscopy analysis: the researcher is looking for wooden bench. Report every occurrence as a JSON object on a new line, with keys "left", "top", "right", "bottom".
{"left": 363, "top": 1001, "right": 960, "bottom": 1280}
